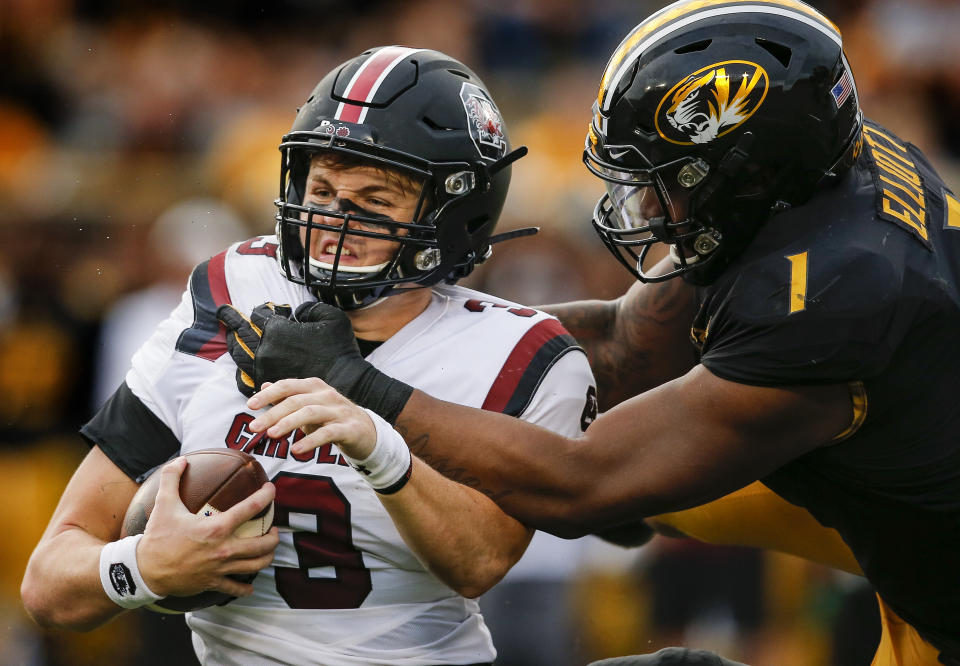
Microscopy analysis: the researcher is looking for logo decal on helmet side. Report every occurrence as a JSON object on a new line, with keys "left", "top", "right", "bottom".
{"left": 655, "top": 60, "right": 769, "bottom": 145}
{"left": 318, "top": 120, "right": 351, "bottom": 138}
{"left": 460, "top": 83, "right": 507, "bottom": 162}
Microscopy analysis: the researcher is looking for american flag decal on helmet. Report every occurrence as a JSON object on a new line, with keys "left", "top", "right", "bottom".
{"left": 831, "top": 67, "right": 853, "bottom": 108}
{"left": 334, "top": 46, "right": 426, "bottom": 124}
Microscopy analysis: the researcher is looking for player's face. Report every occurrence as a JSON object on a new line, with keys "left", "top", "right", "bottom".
{"left": 300, "top": 156, "right": 422, "bottom": 269}
{"left": 609, "top": 184, "right": 688, "bottom": 229}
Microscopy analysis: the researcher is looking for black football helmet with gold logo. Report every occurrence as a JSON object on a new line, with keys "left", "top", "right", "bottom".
{"left": 276, "top": 46, "right": 527, "bottom": 309}
{"left": 584, "top": 0, "right": 863, "bottom": 284}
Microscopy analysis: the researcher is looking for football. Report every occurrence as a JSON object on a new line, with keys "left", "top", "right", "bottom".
{"left": 121, "top": 448, "right": 274, "bottom": 614}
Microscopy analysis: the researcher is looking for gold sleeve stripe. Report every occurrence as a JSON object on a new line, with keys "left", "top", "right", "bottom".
{"left": 598, "top": 0, "right": 841, "bottom": 108}
{"left": 945, "top": 191, "right": 960, "bottom": 229}
{"left": 831, "top": 380, "right": 868, "bottom": 442}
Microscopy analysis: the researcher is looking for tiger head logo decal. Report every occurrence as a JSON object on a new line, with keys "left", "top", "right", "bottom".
{"left": 655, "top": 61, "right": 769, "bottom": 145}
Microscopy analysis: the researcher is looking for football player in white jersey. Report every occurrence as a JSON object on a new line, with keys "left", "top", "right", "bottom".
{"left": 21, "top": 47, "right": 597, "bottom": 666}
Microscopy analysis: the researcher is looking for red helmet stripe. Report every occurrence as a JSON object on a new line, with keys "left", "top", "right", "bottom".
{"left": 335, "top": 46, "right": 424, "bottom": 124}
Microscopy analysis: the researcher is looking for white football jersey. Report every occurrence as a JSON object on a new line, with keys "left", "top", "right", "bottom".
{"left": 85, "top": 236, "right": 596, "bottom": 666}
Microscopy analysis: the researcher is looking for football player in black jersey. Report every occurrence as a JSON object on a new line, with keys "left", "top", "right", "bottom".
{"left": 227, "top": 1, "right": 960, "bottom": 663}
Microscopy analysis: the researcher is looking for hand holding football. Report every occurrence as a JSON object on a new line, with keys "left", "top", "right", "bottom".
{"left": 121, "top": 448, "right": 274, "bottom": 613}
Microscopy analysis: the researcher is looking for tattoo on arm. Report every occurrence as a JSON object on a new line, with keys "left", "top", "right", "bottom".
{"left": 397, "top": 422, "right": 514, "bottom": 502}
{"left": 544, "top": 278, "right": 697, "bottom": 409}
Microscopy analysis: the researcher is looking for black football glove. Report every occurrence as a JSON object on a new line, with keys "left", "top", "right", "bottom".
{"left": 218, "top": 301, "right": 414, "bottom": 425}
{"left": 217, "top": 302, "right": 294, "bottom": 398}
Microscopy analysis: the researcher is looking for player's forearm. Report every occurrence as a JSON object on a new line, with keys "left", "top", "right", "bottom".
{"left": 21, "top": 529, "right": 127, "bottom": 631}
{"left": 395, "top": 392, "right": 608, "bottom": 537}
{"left": 378, "top": 458, "right": 531, "bottom": 598}
{"left": 396, "top": 367, "right": 849, "bottom": 537}
{"left": 542, "top": 277, "right": 697, "bottom": 410}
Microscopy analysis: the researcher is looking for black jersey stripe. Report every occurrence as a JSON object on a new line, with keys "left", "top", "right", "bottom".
{"left": 175, "top": 251, "right": 232, "bottom": 361}
{"left": 80, "top": 382, "right": 181, "bottom": 482}
{"left": 482, "top": 319, "right": 582, "bottom": 417}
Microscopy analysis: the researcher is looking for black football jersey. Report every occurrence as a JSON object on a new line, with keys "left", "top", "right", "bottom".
{"left": 693, "top": 121, "right": 960, "bottom": 658}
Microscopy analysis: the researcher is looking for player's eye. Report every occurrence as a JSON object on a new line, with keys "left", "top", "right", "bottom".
{"left": 309, "top": 188, "right": 334, "bottom": 201}
{"left": 367, "top": 197, "right": 392, "bottom": 208}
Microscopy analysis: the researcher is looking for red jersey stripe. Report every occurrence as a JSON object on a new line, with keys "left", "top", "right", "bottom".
{"left": 482, "top": 319, "right": 575, "bottom": 414}
{"left": 193, "top": 251, "right": 232, "bottom": 361}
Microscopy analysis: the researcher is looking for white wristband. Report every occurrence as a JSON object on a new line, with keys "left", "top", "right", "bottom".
{"left": 99, "top": 534, "right": 163, "bottom": 609}
{"left": 341, "top": 409, "right": 412, "bottom": 494}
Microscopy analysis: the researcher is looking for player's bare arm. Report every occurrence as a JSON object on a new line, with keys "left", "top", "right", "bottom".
{"left": 21, "top": 447, "right": 140, "bottom": 630}
{"left": 21, "top": 447, "right": 278, "bottom": 630}
{"left": 248, "top": 378, "right": 532, "bottom": 598}
{"left": 542, "top": 262, "right": 698, "bottom": 410}
{"left": 399, "top": 368, "right": 853, "bottom": 536}
{"left": 251, "top": 365, "right": 853, "bottom": 538}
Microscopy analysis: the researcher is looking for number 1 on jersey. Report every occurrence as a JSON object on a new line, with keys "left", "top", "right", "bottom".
{"left": 786, "top": 251, "right": 808, "bottom": 314}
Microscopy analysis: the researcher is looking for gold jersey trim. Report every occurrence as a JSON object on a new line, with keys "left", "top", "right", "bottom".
{"left": 831, "top": 380, "right": 868, "bottom": 443}
{"left": 945, "top": 189, "right": 960, "bottom": 230}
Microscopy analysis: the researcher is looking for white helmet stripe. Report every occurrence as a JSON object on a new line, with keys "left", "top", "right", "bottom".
{"left": 599, "top": 4, "right": 843, "bottom": 134}
{"left": 334, "top": 46, "right": 428, "bottom": 124}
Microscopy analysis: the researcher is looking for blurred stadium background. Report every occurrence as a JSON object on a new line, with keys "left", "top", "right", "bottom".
{"left": 2, "top": 1, "right": 958, "bottom": 664}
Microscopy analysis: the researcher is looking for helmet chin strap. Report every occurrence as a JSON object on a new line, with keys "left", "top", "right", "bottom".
{"left": 668, "top": 242, "right": 702, "bottom": 266}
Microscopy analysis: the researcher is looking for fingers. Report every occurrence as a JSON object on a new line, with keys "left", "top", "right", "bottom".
{"left": 228, "top": 327, "right": 257, "bottom": 361}
{"left": 213, "top": 576, "right": 256, "bottom": 599}
{"left": 294, "top": 301, "right": 342, "bottom": 322}
{"left": 216, "top": 303, "right": 249, "bottom": 331}
{"left": 220, "top": 482, "right": 276, "bottom": 533}
{"left": 211, "top": 526, "right": 280, "bottom": 597}
{"left": 253, "top": 400, "right": 335, "bottom": 439}
{"left": 236, "top": 367, "right": 256, "bottom": 398}
{"left": 247, "top": 377, "right": 333, "bottom": 411}
{"left": 220, "top": 306, "right": 259, "bottom": 366}
{"left": 247, "top": 379, "right": 353, "bottom": 442}
{"left": 245, "top": 377, "right": 375, "bottom": 457}
{"left": 153, "top": 457, "right": 188, "bottom": 513}
{"left": 227, "top": 527, "right": 280, "bottom": 561}
{"left": 140, "top": 472, "right": 279, "bottom": 598}
{"left": 250, "top": 301, "right": 291, "bottom": 330}
{"left": 290, "top": 420, "right": 374, "bottom": 459}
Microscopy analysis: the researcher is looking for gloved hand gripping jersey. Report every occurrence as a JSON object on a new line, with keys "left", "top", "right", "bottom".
{"left": 217, "top": 301, "right": 413, "bottom": 424}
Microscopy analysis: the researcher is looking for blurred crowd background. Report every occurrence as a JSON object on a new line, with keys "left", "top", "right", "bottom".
{"left": 2, "top": 0, "right": 959, "bottom": 664}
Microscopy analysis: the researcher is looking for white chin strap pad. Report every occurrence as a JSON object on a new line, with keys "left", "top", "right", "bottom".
{"left": 669, "top": 243, "right": 701, "bottom": 266}
{"left": 309, "top": 256, "right": 390, "bottom": 275}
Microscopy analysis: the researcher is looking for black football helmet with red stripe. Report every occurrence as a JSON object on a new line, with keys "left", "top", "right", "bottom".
{"left": 275, "top": 46, "right": 528, "bottom": 310}
{"left": 584, "top": 0, "right": 863, "bottom": 285}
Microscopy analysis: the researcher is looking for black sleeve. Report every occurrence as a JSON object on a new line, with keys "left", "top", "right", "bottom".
{"left": 80, "top": 382, "right": 181, "bottom": 482}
